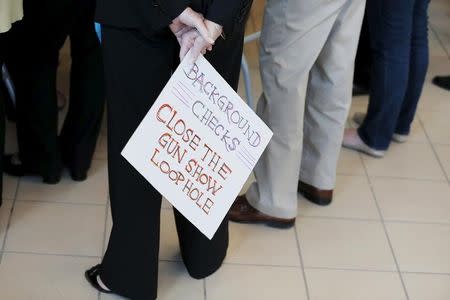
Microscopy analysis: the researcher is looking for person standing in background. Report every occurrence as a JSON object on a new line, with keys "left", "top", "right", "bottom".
{"left": 0, "top": 0, "right": 23, "bottom": 205}
{"left": 353, "top": 9, "right": 371, "bottom": 96}
{"left": 4, "top": 0, "right": 104, "bottom": 183}
{"left": 229, "top": 0, "right": 366, "bottom": 227}
{"left": 343, "top": 0, "right": 430, "bottom": 157}
{"left": 85, "top": 1, "right": 252, "bottom": 299}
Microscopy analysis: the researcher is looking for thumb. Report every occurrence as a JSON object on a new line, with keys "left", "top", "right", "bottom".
{"left": 191, "top": 18, "right": 215, "bottom": 44}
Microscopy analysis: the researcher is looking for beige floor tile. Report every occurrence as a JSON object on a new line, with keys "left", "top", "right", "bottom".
{"left": 419, "top": 110, "right": 450, "bottom": 144}
{"left": 17, "top": 160, "right": 108, "bottom": 205}
{"left": 226, "top": 222, "right": 301, "bottom": 266}
{"left": 157, "top": 261, "right": 204, "bottom": 300}
{"left": 434, "top": 144, "right": 450, "bottom": 178}
{"left": 306, "top": 269, "right": 406, "bottom": 300}
{"left": 5, "top": 202, "right": 105, "bottom": 256}
{"left": 2, "top": 175, "right": 18, "bottom": 200}
{"left": 386, "top": 222, "right": 450, "bottom": 273}
{"left": 299, "top": 175, "right": 379, "bottom": 220}
{"left": 0, "top": 200, "right": 13, "bottom": 249}
{"left": 162, "top": 197, "right": 172, "bottom": 209}
{"left": 336, "top": 149, "right": 365, "bottom": 175}
{"left": 101, "top": 262, "right": 204, "bottom": 300}
{"left": 418, "top": 82, "right": 450, "bottom": 113}
{"left": 298, "top": 218, "right": 396, "bottom": 271}
{"left": 159, "top": 209, "right": 182, "bottom": 262}
{"left": 429, "top": 32, "right": 448, "bottom": 57}
{"left": 427, "top": 54, "right": 450, "bottom": 81}
{"left": 206, "top": 264, "right": 307, "bottom": 300}
{"left": 104, "top": 205, "right": 182, "bottom": 261}
{"left": 373, "top": 178, "right": 450, "bottom": 223}
{"left": 0, "top": 253, "right": 98, "bottom": 300}
{"left": 403, "top": 273, "right": 450, "bottom": 300}
{"left": 362, "top": 143, "right": 445, "bottom": 180}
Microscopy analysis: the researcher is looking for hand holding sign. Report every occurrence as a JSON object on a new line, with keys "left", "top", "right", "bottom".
{"left": 122, "top": 54, "right": 272, "bottom": 239}
{"left": 170, "top": 8, "right": 223, "bottom": 62}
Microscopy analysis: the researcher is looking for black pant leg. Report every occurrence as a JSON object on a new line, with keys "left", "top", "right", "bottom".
{"left": 354, "top": 9, "right": 371, "bottom": 87}
{"left": 100, "top": 26, "right": 175, "bottom": 300}
{"left": 173, "top": 8, "right": 249, "bottom": 279}
{"left": 9, "top": 1, "right": 71, "bottom": 176}
{"left": 59, "top": 7, "right": 105, "bottom": 174}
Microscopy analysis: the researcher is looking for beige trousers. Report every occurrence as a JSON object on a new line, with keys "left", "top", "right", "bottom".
{"left": 0, "top": 0, "right": 23, "bottom": 33}
{"left": 247, "top": 0, "right": 366, "bottom": 218}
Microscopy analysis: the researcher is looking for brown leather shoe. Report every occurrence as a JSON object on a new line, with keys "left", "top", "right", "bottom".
{"left": 228, "top": 195, "right": 295, "bottom": 228}
{"left": 298, "top": 181, "right": 333, "bottom": 206}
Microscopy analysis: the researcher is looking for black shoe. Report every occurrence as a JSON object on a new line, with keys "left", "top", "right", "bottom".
{"left": 433, "top": 75, "right": 450, "bottom": 91}
{"left": 69, "top": 169, "right": 87, "bottom": 182}
{"left": 3, "top": 154, "right": 61, "bottom": 184}
{"left": 298, "top": 181, "right": 333, "bottom": 206}
{"left": 85, "top": 265, "right": 113, "bottom": 295}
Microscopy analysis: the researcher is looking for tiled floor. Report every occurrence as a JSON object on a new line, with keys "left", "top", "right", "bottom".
{"left": 0, "top": 1, "right": 449, "bottom": 299}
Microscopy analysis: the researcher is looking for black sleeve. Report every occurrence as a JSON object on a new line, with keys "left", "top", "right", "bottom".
{"left": 206, "top": 0, "right": 252, "bottom": 36}
{"left": 155, "top": 0, "right": 191, "bottom": 20}
{"left": 135, "top": 0, "right": 191, "bottom": 36}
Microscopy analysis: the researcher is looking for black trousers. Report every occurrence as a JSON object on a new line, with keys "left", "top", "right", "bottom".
{"left": 100, "top": 24, "right": 246, "bottom": 299}
{"left": 6, "top": 0, "right": 104, "bottom": 177}
{"left": 354, "top": 9, "right": 371, "bottom": 87}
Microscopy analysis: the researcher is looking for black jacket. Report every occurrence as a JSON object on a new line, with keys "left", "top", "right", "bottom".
{"left": 95, "top": 0, "right": 251, "bottom": 38}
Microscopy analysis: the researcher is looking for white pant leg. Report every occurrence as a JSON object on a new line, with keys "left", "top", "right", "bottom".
{"left": 247, "top": 0, "right": 348, "bottom": 219}
{"left": 300, "top": 0, "right": 366, "bottom": 190}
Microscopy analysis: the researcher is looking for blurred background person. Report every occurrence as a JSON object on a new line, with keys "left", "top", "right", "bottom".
{"left": 4, "top": 0, "right": 104, "bottom": 184}
{"left": 343, "top": 0, "right": 430, "bottom": 158}
{"left": 0, "top": 0, "right": 23, "bottom": 205}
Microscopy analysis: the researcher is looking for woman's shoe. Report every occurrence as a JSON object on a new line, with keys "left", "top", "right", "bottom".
{"left": 342, "top": 128, "right": 385, "bottom": 158}
{"left": 351, "top": 113, "right": 409, "bottom": 143}
{"left": 3, "top": 154, "right": 61, "bottom": 184}
{"left": 85, "top": 265, "right": 113, "bottom": 294}
{"left": 432, "top": 75, "right": 450, "bottom": 91}
{"left": 69, "top": 169, "right": 87, "bottom": 182}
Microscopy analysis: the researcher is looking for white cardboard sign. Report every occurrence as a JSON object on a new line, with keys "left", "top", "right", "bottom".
{"left": 122, "top": 55, "right": 273, "bottom": 239}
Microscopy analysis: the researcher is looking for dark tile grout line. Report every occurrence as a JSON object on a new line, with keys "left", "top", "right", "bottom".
{"left": 293, "top": 225, "right": 311, "bottom": 300}
{"left": 14, "top": 199, "right": 107, "bottom": 206}
{"left": 430, "top": 24, "right": 450, "bottom": 59}
{"left": 304, "top": 266, "right": 450, "bottom": 276}
{"left": 203, "top": 278, "right": 207, "bottom": 300}
{"left": 3, "top": 250, "right": 101, "bottom": 259}
{"left": 417, "top": 115, "right": 450, "bottom": 185}
{"left": 337, "top": 172, "right": 448, "bottom": 183}
{"left": 0, "top": 177, "right": 21, "bottom": 264}
{"left": 358, "top": 153, "right": 411, "bottom": 300}
{"left": 297, "top": 215, "right": 450, "bottom": 226}
{"left": 304, "top": 266, "right": 398, "bottom": 274}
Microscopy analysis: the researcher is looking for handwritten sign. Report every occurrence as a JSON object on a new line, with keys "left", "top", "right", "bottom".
{"left": 122, "top": 54, "right": 273, "bottom": 239}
